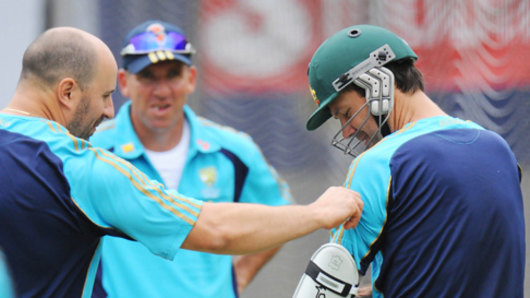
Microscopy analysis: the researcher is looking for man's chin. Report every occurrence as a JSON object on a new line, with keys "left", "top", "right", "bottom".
{"left": 76, "top": 127, "right": 95, "bottom": 141}
{"left": 78, "top": 133, "right": 91, "bottom": 141}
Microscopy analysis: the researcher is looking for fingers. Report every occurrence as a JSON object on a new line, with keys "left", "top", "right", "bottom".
{"left": 357, "top": 285, "right": 372, "bottom": 297}
{"left": 318, "top": 186, "right": 363, "bottom": 230}
{"left": 312, "top": 186, "right": 363, "bottom": 230}
{"left": 338, "top": 187, "right": 362, "bottom": 230}
{"left": 329, "top": 186, "right": 362, "bottom": 230}
{"left": 344, "top": 195, "right": 363, "bottom": 229}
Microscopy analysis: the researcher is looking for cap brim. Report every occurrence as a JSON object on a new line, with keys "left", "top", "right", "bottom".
{"left": 305, "top": 93, "right": 337, "bottom": 131}
{"left": 124, "top": 53, "right": 192, "bottom": 74}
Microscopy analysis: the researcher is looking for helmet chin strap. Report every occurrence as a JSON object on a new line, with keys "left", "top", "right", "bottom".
{"left": 358, "top": 66, "right": 394, "bottom": 139}
{"left": 374, "top": 114, "right": 392, "bottom": 137}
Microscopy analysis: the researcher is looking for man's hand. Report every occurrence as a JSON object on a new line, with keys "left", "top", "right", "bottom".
{"left": 310, "top": 186, "right": 363, "bottom": 230}
{"left": 358, "top": 285, "right": 373, "bottom": 297}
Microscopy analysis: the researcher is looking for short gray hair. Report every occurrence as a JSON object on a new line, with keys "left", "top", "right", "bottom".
{"left": 21, "top": 28, "right": 96, "bottom": 90}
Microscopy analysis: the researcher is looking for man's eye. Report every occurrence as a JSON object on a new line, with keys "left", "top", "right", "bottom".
{"left": 168, "top": 70, "right": 181, "bottom": 78}
{"left": 138, "top": 72, "right": 153, "bottom": 79}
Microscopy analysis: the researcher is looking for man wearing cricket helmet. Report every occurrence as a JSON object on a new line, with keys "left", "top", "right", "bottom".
{"left": 294, "top": 24, "right": 524, "bottom": 298}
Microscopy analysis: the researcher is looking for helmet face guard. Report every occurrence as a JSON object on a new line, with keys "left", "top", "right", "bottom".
{"left": 331, "top": 99, "right": 387, "bottom": 157}
{"left": 331, "top": 63, "right": 395, "bottom": 157}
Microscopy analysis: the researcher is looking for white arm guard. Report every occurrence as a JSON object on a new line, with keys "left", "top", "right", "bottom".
{"left": 293, "top": 243, "right": 360, "bottom": 298}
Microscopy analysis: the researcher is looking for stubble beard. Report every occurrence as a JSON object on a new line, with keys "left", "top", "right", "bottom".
{"left": 67, "top": 97, "right": 99, "bottom": 140}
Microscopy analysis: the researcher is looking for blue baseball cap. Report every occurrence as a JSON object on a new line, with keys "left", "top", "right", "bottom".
{"left": 121, "top": 20, "right": 196, "bottom": 74}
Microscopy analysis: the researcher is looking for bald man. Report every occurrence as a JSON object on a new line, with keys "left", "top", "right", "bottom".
{"left": 0, "top": 27, "right": 363, "bottom": 297}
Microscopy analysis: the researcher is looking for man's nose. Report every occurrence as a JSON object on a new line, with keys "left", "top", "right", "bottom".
{"left": 152, "top": 79, "right": 171, "bottom": 97}
{"left": 104, "top": 97, "right": 115, "bottom": 119}
{"left": 340, "top": 118, "right": 355, "bottom": 138}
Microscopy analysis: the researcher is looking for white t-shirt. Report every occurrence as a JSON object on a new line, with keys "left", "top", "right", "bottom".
{"left": 145, "top": 120, "right": 190, "bottom": 190}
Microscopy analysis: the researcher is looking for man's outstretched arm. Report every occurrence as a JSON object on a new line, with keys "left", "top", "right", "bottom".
{"left": 181, "top": 186, "right": 363, "bottom": 254}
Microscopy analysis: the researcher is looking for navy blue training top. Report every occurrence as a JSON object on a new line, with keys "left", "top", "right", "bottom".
{"left": 333, "top": 116, "right": 525, "bottom": 297}
{"left": 0, "top": 114, "right": 201, "bottom": 297}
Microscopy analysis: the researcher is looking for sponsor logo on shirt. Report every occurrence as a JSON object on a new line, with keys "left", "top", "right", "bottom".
{"left": 199, "top": 166, "right": 220, "bottom": 199}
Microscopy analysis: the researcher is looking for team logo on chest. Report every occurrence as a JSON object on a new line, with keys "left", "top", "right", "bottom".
{"left": 199, "top": 167, "right": 220, "bottom": 199}
{"left": 199, "top": 167, "right": 217, "bottom": 186}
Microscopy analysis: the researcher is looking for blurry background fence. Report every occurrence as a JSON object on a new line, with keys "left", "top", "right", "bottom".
{"left": 1, "top": 0, "right": 529, "bottom": 297}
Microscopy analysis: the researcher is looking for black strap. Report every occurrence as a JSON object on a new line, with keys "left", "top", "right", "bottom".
{"left": 219, "top": 148, "right": 249, "bottom": 202}
{"left": 305, "top": 260, "right": 352, "bottom": 297}
{"left": 372, "top": 114, "right": 391, "bottom": 137}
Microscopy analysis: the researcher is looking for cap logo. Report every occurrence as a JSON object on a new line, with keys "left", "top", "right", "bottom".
{"left": 146, "top": 23, "right": 167, "bottom": 43}
{"left": 309, "top": 85, "right": 320, "bottom": 106}
{"left": 121, "top": 22, "right": 194, "bottom": 60}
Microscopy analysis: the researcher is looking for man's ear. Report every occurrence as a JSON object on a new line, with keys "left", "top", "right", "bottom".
{"left": 57, "top": 78, "right": 80, "bottom": 110}
{"left": 117, "top": 69, "right": 130, "bottom": 98}
{"left": 187, "top": 65, "right": 197, "bottom": 93}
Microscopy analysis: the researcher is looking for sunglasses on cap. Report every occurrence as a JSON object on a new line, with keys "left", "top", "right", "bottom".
{"left": 120, "top": 31, "right": 196, "bottom": 56}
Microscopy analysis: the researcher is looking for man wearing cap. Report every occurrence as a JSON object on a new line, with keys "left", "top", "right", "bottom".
{"left": 90, "top": 20, "right": 293, "bottom": 298}
{"left": 302, "top": 24, "right": 525, "bottom": 297}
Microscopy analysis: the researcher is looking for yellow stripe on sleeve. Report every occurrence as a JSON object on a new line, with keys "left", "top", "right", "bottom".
{"left": 97, "top": 149, "right": 202, "bottom": 210}
{"left": 97, "top": 148, "right": 201, "bottom": 209}
{"left": 44, "top": 120, "right": 57, "bottom": 133}
{"left": 331, "top": 225, "right": 346, "bottom": 244}
{"left": 41, "top": 119, "right": 82, "bottom": 151}
{"left": 90, "top": 148, "right": 197, "bottom": 225}
{"left": 345, "top": 153, "right": 366, "bottom": 190}
{"left": 65, "top": 132, "right": 79, "bottom": 152}
{"left": 91, "top": 148, "right": 200, "bottom": 222}
{"left": 360, "top": 177, "right": 393, "bottom": 262}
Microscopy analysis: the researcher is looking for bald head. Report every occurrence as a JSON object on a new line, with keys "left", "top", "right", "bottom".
{"left": 20, "top": 27, "right": 113, "bottom": 90}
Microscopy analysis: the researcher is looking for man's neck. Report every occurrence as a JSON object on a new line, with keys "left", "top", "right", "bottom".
{"left": 6, "top": 87, "right": 60, "bottom": 124}
{"left": 389, "top": 90, "right": 447, "bottom": 132}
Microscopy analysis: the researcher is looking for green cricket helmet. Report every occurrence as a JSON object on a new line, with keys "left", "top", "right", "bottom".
{"left": 306, "top": 24, "right": 417, "bottom": 131}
